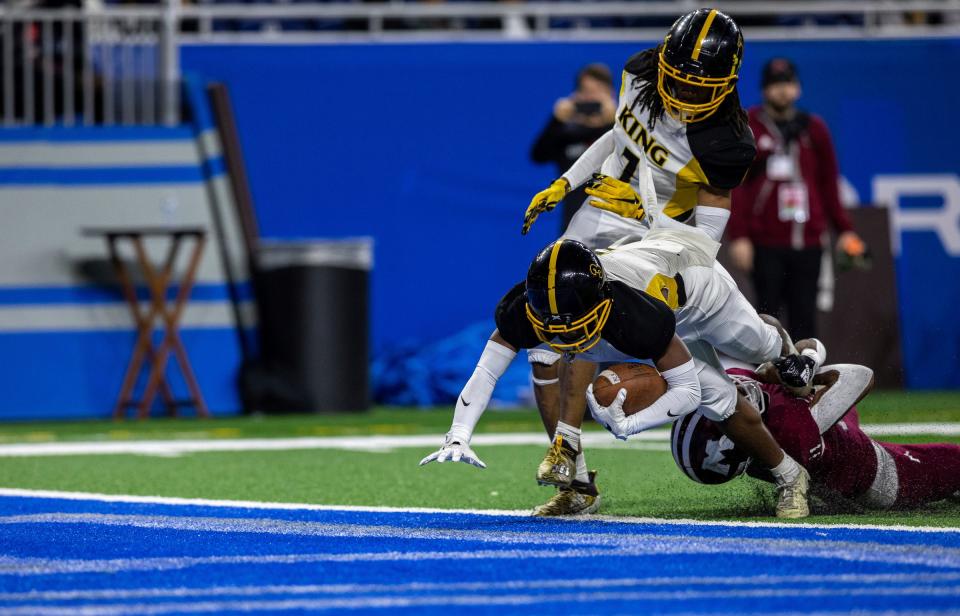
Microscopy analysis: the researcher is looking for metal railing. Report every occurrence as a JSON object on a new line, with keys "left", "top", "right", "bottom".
{"left": 0, "top": 5, "right": 178, "bottom": 126}
{"left": 1, "top": 1, "right": 959, "bottom": 126}
{"left": 177, "top": 0, "right": 960, "bottom": 42}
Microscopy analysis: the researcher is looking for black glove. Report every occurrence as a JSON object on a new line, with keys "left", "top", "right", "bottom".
{"left": 774, "top": 354, "right": 816, "bottom": 388}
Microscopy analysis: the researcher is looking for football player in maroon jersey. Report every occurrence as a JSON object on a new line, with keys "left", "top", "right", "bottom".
{"left": 673, "top": 350, "right": 960, "bottom": 510}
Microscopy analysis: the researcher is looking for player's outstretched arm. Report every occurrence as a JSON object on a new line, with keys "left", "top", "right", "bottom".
{"left": 809, "top": 363, "right": 875, "bottom": 433}
{"left": 521, "top": 130, "right": 615, "bottom": 234}
{"left": 587, "top": 336, "right": 701, "bottom": 438}
{"left": 560, "top": 129, "right": 615, "bottom": 189}
{"left": 419, "top": 332, "right": 517, "bottom": 468}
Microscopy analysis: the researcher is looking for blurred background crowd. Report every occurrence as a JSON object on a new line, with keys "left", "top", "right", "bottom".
{"left": 7, "top": 0, "right": 957, "bottom": 34}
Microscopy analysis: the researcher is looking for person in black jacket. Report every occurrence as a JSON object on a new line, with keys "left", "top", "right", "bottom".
{"left": 530, "top": 63, "right": 617, "bottom": 233}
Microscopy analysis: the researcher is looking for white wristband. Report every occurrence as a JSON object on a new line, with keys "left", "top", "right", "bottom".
{"left": 801, "top": 338, "right": 827, "bottom": 366}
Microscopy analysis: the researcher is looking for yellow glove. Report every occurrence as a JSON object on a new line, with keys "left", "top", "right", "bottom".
{"left": 522, "top": 178, "right": 569, "bottom": 235}
{"left": 585, "top": 173, "right": 645, "bottom": 220}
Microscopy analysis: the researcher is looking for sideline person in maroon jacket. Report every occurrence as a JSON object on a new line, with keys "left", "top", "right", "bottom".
{"left": 728, "top": 58, "right": 864, "bottom": 341}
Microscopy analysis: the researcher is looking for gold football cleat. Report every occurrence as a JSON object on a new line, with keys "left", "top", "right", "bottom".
{"left": 536, "top": 435, "right": 577, "bottom": 488}
{"left": 533, "top": 471, "right": 601, "bottom": 517}
{"left": 775, "top": 466, "right": 811, "bottom": 519}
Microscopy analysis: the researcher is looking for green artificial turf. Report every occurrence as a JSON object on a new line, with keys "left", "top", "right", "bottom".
{"left": 2, "top": 391, "right": 960, "bottom": 528}
{"left": 1, "top": 390, "right": 959, "bottom": 443}
{"left": 1, "top": 443, "right": 959, "bottom": 527}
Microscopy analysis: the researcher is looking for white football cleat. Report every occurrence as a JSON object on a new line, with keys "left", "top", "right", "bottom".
{"left": 776, "top": 466, "right": 811, "bottom": 519}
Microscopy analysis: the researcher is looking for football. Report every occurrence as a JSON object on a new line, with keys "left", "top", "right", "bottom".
{"left": 592, "top": 363, "right": 667, "bottom": 416}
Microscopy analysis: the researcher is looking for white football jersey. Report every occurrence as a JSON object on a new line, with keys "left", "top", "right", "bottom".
{"left": 611, "top": 51, "right": 755, "bottom": 221}
{"left": 599, "top": 216, "right": 718, "bottom": 310}
{"left": 599, "top": 218, "right": 782, "bottom": 366}
{"left": 560, "top": 51, "right": 755, "bottom": 249}
{"left": 609, "top": 89, "right": 696, "bottom": 222}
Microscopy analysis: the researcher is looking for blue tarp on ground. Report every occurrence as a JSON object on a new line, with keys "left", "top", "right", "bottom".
{"left": 372, "top": 321, "right": 532, "bottom": 406}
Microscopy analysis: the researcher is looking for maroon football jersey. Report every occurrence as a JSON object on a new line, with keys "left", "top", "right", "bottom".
{"left": 817, "top": 412, "right": 880, "bottom": 498}
{"left": 727, "top": 367, "right": 822, "bottom": 469}
{"left": 726, "top": 368, "right": 878, "bottom": 498}
{"left": 881, "top": 441, "right": 960, "bottom": 507}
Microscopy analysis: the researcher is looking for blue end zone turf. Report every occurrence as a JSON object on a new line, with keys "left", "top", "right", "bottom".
{"left": 2, "top": 494, "right": 960, "bottom": 614}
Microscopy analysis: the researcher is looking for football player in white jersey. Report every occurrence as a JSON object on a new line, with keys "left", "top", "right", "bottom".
{"left": 510, "top": 9, "right": 817, "bottom": 516}
{"left": 521, "top": 8, "right": 754, "bottom": 245}
{"left": 420, "top": 233, "right": 815, "bottom": 518}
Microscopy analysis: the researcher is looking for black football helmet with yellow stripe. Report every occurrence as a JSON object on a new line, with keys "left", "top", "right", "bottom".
{"left": 658, "top": 8, "right": 744, "bottom": 123}
{"left": 525, "top": 240, "right": 612, "bottom": 354}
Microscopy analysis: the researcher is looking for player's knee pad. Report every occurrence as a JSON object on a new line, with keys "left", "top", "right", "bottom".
{"left": 527, "top": 347, "right": 561, "bottom": 367}
{"left": 528, "top": 348, "right": 561, "bottom": 387}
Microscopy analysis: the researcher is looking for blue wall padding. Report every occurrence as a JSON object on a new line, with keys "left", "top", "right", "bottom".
{"left": 180, "top": 39, "right": 960, "bottom": 389}
{"left": 192, "top": 39, "right": 956, "bottom": 390}
{"left": 0, "top": 328, "right": 244, "bottom": 419}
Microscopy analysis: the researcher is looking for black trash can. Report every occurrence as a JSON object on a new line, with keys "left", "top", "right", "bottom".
{"left": 253, "top": 238, "right": 372, "bottom": 412}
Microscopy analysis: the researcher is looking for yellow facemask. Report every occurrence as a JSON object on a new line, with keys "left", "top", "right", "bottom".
{"left": 657, "top": 48, "right": 737, "bottom": 123}
{"left": 525, "top": 299, "right": 612, "bottom": 355}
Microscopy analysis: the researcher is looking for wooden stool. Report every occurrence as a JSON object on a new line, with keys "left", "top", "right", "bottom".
{"left": 84, "top": 227, "right": 211, "bottom": 419}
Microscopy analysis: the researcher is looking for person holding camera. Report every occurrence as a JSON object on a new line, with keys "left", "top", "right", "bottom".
{"left": 530, "top": 63, "right": 617, "bottom": 233}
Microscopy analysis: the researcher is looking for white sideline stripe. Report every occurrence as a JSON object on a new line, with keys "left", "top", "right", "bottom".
{"left": 0, "top": 423, "right": 956, "bottom": 457}
{"left": 2, "top": 487, "right": 960, "bottom": 534}
{"left": 0, "top": 488, "right": 529, "bottom": 517}
{"left": 0, "top": 432, "right": 668, "bottom": 456}
{"left": 7, "top": 572, "right": 960, "bottom": 602}
{"left": 5, "top": 586, "right": 960, "bottom": 615}
{"left": 864, "top": 423, "right": 960, "bottom": 436}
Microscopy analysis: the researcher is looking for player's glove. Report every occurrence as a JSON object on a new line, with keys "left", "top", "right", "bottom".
{"left": 522, "top": 178, "right": 570, "bottom": 235}
{"left": 419, "top": 433, "right": 487, "bottom": 469}
{"left": 773, "top": 354, "right": 816, "bottom": 389}
{"left": 585, "top": 173, "right": 644, "bottom": 220}
{"left": 586, "top": 383, "right": 629, "bottom": 441}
